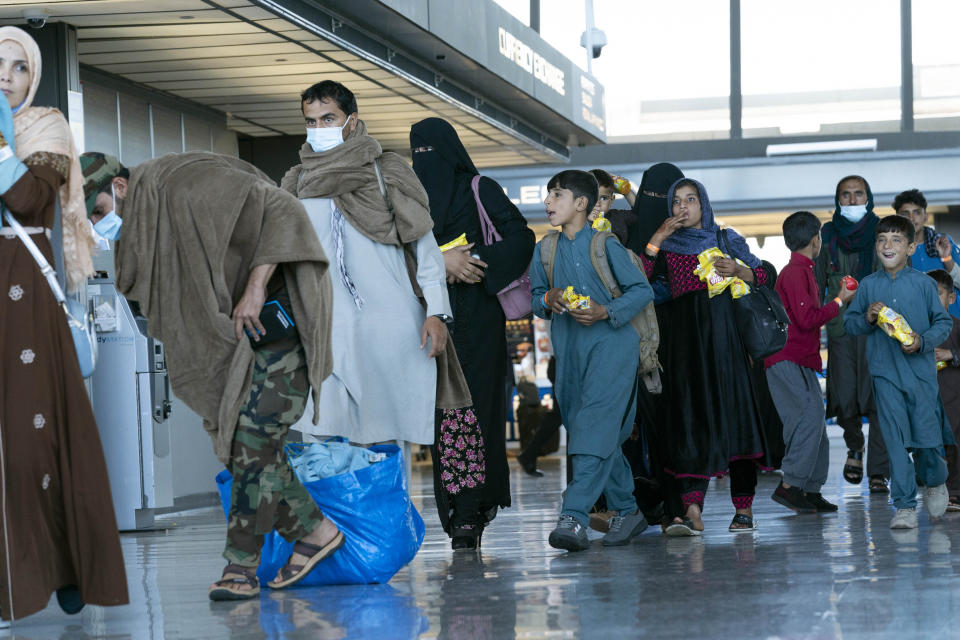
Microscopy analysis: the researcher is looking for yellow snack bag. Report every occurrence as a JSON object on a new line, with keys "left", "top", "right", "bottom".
{"left": 876, "top": 306, "right": 915, "bottom": 346}
{"left": 938, "top": 361, "right": 947, "bottom": 371}
{"left": 591, "top": 214, "right": 612, "bottom": 232}
{"left": 562, "top": 286, "right": 591, "bottom": 310}
{"left": 439, "top": 232, "right": 468, "bottom": 253}
{"left": 693, "top": 247, "right": 751, "bottom": 298}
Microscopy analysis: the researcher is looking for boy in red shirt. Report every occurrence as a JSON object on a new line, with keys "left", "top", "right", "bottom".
{"left": 766, "top": 211, "right": 856, "bottom": 512}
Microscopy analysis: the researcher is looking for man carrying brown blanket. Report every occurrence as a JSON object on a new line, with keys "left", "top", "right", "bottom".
{"left": 81, "top": 151, "right": 340, "bottom": 601}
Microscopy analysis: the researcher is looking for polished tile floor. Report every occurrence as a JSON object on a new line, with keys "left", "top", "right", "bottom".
{"left": 10, "top": 426, "right": 960, "bottom": 639}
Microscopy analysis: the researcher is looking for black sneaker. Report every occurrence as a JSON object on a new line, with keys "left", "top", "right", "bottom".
{"left": 517, "top": 453, "right": 544, "bottom": 477}
{"left": 771, "top": 483, "right": 816, "bottom": 513}
{"left": 804, "top": 492, "right": 839, "bottom": 512}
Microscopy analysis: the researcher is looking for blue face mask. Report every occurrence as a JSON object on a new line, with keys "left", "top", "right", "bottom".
{"left": 93, "top": 211, "right": 122, "bottom": 241}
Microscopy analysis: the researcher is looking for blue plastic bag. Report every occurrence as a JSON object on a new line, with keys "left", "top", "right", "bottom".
{"left": 216, "top": 443, "right": 425, "bottom": 586}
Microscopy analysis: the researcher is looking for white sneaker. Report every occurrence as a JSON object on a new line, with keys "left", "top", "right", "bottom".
{"left": 891, "top": 507, "right": 918, "bottom": 529}
{"left": 923, "top": 483, "right": 949, "bottom": 518}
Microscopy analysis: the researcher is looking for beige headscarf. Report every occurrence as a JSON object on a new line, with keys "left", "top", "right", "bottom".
{"left": 0, "top": 26, "right": 94, "bottom": 293}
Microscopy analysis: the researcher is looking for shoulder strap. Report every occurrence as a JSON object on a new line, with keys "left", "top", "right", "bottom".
{"left": 471, "top": 175, "right": 501, "bottom": 245}
{"left": 590, "top": 231, "right": 623, "bottom": 299}
{"left": 2, "top": 204, "right": 65, "bottom": 304}
{"left": 539, "top": 231, "right": 560, "bottom": 288}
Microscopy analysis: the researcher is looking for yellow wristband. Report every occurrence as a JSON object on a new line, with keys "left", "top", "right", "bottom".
{"left": 646, "top": 243, "right": 660, "bottom": 255}
{"left": 833, "top": 296, "right": 842, "bottom": 308}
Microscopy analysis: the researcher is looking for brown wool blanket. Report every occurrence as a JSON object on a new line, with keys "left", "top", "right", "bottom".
{"left": 115, "top": 152, "right": 333, "bottom": 464}
{"left": 281, "top": 122, "right": 471, "bottom": 410}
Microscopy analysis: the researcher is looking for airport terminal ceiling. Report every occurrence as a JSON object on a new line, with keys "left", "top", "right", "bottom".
{"left": 0, "top": 0, "right": 594, "bottom": 167}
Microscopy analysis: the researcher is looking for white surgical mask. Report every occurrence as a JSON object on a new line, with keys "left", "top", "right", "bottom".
{"left": 92, "top": 183, "right": 122, "bottom": 241}
{"left": 839, "top": 204, "right": 868, "bottom": 223}
{"left": 306, "top": 116, "right": 352, "bottom": 153}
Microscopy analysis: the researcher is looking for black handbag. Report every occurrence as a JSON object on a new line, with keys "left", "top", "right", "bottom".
{"left": 717, "top": 229, "right": 790, "bottom": 359}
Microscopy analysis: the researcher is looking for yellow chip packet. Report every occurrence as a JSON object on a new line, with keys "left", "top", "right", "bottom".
{"left": 439, "top": 232, "right": 468, "bottom": 253}
{"left": 877, "top": 306, "right": 915, "bottom": 346}
{"left": 591, "top": 214, "right": 612, "bottom": 232}
{"left": 562, "top": 286, "right": 591, "bottom": 310}
{"left": 693, "top": 247, "right": 751, "bottom": 298}
{"left": 938, "top": 360, "right": 947, "bottom": 371}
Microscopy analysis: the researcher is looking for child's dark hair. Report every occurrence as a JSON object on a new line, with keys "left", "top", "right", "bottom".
{"left": 782, "top": 211, "right": 822, "bottom": 252}
{"left": 892, "top": 188, "right": 927, "bottom": 212}
{"left": 672, "top": 178, "right": 700, "bottom": 199}
{"left": 548, "top": 170, "right": 599, "bottom": 214}
{"left": 876, "top": 214, "right": 916, "bottom": 243}
{"left": 928, "top": 269, "right": 954, "bottom": 292}
{"left": 588, "top": 169, "right": 615, "bottom": 190}
{"left": 301, "top": 80, "right": 358, "bottom": 115}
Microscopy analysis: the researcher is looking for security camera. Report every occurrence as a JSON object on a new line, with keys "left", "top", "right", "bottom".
{"left": 23, "top": 10, "right": 48, "bottom": 29}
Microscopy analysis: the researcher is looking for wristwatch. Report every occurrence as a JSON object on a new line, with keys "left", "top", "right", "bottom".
{"left": 433, "top": 313, "right": 452, "bottom": 324}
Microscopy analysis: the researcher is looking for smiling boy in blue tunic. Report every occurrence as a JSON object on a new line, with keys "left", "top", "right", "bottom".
{"left": 530, "top": 170, "right": 654, "bottom": 551}
{"left": 844, "top": 215, "right": 954, "bottom": 529}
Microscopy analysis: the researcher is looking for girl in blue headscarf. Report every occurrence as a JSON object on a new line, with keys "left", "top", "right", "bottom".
{"left": 641, "top": 178, "right": 772, "bottom": 536}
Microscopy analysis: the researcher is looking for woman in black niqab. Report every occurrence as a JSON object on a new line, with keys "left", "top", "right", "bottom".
{"left": 411, "top": 117, "right": 535, "bottom": 550}
{"left": 627, "top": 163, "right": 685, "bottom": 303}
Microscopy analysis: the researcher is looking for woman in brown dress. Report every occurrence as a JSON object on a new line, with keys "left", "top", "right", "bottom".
{"left": 0, "top": 26, "right": 127, "bottom": 622}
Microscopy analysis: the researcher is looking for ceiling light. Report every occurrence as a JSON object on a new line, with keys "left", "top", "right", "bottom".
{"left": 765, "top": 139, "right": 878, "bottom": 157}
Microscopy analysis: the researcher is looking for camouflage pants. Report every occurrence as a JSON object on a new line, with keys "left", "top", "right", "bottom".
{"left": 223, "top": 337, "right": 324, "bottom": 567}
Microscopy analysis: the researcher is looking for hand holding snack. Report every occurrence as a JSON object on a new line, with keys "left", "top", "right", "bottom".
{"left": 591, "top": 213, "right": 612, "bottom": 232}
{"left": 544, "top": 287, "right": 567, "bottom": 314}
{"left": 569, "top": 303, "right": 609, "bottom": 326}
{"left": 694, "top": 248, "right": 750, "bottom": 298}
{"left": 901, "top": 332, "right": 922, "bottom": 354}
{"left": 876, "top": 306, "right": 915, "bottom": 346}
{"left": 562, "top": 286, "right": 591, "bottom": 310}
{"left": 866, "top": 301, "right": 884, "bottom": 325}
{"left": 935, "top": 347, "right": 954, "bottom": 362}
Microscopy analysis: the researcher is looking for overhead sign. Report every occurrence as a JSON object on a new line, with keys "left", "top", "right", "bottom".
{"left": 497, "top": 27, "right": 565, "bottom": 96}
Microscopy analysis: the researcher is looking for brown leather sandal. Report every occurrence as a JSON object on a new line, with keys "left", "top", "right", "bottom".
{"left": 267, "top": 530, "right": 345, "bottom": 589}
{"left": 209, "top": 564, "right": 259, "bottom": 601}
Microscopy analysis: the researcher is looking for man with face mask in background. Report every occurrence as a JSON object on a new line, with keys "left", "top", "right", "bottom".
{"left": 282, "top": 81, "right": 471, "bottom": 456}
{"left": 80, "top": 150, "right": 341, "bottom": 601}
{"left": 815, "top": 175, "right": 890, "bottom": 493}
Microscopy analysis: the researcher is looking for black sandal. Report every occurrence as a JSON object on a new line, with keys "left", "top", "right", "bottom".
{"left": 843, "top": 450, "right": 864, "bottom": 485}
{"left": 729, "top": 513, "right": 758, "bottom": 533}
{"left": 451, "top": 524, "right": 484, "bottom": 551}
{"left": 869, "top": 476, "right": 889, "bottom": 494}
{"left": 209, "top": 564, "right": 259, "bottom": 601}
{"left": 267, "top": 531, "right": 344, "bottom": 589}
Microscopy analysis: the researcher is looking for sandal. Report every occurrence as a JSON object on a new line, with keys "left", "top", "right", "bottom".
{"left": 729, "top": 513, "right": 758, "bottom": 533}
{"left": 842, "top": 450, "right": 864, "bottom": 485}
{"left": 267, "top": 530, "right": 345, "bottom": 589}
{"left": 209, "top": 564, "right": 259, "bottom": 601}
{"left": 947, "top": 497, "right": 960, "bottom": 512}
{"left": 869, "top": 476, "right": 889, "bottom": 494}
{"left": 664, "top": 517, "right": 703, "bottom": 537}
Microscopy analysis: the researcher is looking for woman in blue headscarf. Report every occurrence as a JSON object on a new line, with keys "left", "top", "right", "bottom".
{"left": 640, "top": 178, "right": 771, "bottom": 535}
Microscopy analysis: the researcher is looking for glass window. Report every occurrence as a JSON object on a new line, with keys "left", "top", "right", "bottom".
{"left": 542, "top": 0, "right": 731, "bottom": 141}
{"left": 912, "top": 0, "right": 960, "bottom": 131}
{"left": 741, "top": 0, "right": 901, "bottom": 137}
{"left": 82, "top": 83, "right": 119, "bottom": 159}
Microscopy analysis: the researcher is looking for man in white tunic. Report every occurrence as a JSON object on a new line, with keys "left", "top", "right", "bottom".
{"left": 285, "top": 81, "right": 471, "bottom": 446}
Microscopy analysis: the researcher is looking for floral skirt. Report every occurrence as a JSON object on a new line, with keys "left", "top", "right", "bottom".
{"left": 430, "top": 408, "right": 490, "bottom": 533}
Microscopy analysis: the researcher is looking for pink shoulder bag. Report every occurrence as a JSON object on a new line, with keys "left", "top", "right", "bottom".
{"left": 471, "top": 175, "right": 532, "bottom": 320}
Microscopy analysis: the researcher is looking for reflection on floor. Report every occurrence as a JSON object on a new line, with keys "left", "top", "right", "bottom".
{"left": 11, "top": 426, "right": 960, "bottom": 639}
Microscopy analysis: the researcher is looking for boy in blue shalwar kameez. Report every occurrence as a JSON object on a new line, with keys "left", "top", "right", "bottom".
{"left": 530, "top": 170, "right": 654, "bottom": 552}
{"left": 844, "top": 215, "right": 954, "bottom": 529}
